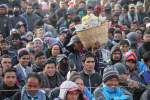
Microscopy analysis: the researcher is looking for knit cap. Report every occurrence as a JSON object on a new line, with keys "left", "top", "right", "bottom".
{"left": 66, "top": 8, "right": 75, "bottom": 15}
{"left": 11, "top": 33, "right": 21, "bottom": 40}
{"left": 26, "top": 31, "right": 34, "bottom": 37}
{"left": 33, "top": 38, "right": 43, "bottom": 46}
{"left": 114, "top": 63, "right": 127, "bottom": 74}
{"left": 103, "top": 65, "right": 119, "bottom": 83}
{"left": 44, "top": 37, "right": 58, "bottom": 48}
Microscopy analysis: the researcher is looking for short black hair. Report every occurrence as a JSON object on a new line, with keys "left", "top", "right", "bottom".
{"left": 21, "top": 0, "right": 27, "bottom": 3}
{"left": 70, "top": 69, "right": 78, "bottom": 73}
{"left": 143, "top": 51, "right": 150, "bottom": 63}
{"left": 73, "top": 16, "right": 81, "bottom": 22}
{"left": 135, "top": 28, "right": 142, "bottom": 33}
{"left": 119, "top": 39, "right": 130, "bottom": 47}
{"left": 50, "top": 2, "right": 55, "bottom": 8}
{"left": 122, "top": 29, "right": 131, "bottom": 36}
{"left": 79, "top": 1, "right": 86, "bottom": 4}
{"left": 131, "top": 22, "right": 138, "bottom": 26}
{"left": 125, "top": 64, "right": 131, "bottom": 72}
{"left": 25, "top": 72, "right": 41, "bottom": 84}
{"left": 0, "top": 39, "right": 8, "bottom": 44}
{"left": 113, "top": 24, "right": 120, "bottom": 29}
{"left": 108, "top": 27, "right": 115, "bottom": 36}
{"left": 44, "top": 58, "right": 56, "bottom": 68}
{"left": 34, "top": 50, "right": 45, "bottom": 59}
{"left": 114, "top": 30, "right": 122, "bottom": 36}
{"left": 139, "top": 24, "right": 146, "bottom": 28}
{"left": 82, "top": 51, "right": 95, "bottom": 62}
{"left": 34, "top": 19, "right": 44, "bottom": 27}
{"left": 70, "top": 73, "right": 85, "bottom": 84}
{"left": 18, "top": 50, "right": 29, "bottom": 58}
{"left": 122, "top": 5, "right": 128, "bottom": 11}
{"left": 0, "top": 54, "right": 11, "bottom": 63}
{"left": 87, "top": 6, "right": 93, "bottom": 10}
{"left": 26, "top": 4, "right": 33, "bottom": 9}
{"left": 2, "top": 68, "right": 16, "bottom": 77}
{"left": 144, "top": 31, "right": 150, "bottom": 35}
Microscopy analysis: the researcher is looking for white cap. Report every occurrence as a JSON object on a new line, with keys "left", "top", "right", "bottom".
{"left": 146, "top": 23, "right": 150, "bottom": 28}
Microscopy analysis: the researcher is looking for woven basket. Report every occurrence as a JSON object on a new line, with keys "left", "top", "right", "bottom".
{"left": 76, "top": 23, "right": 108, "bottom": 50}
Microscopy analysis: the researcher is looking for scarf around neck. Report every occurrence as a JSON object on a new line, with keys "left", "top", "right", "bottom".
{"left": 102, "top": 83, "right": 129, "bottom": 100}
{"left": 127, "top": 12, "right": 138, "bottom": 23}
{"left": 21, "top": 86, "right": 46, "bottom": 100}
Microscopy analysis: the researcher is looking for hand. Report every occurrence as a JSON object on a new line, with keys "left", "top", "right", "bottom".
{"left": 128, "top": 80, "right": 139, "bottom": 89}
{"left": 92, "top": 41, "right": 101, "bottom": 49}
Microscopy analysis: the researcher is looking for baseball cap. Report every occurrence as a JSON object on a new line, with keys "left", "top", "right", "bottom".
{"left": 129, "top": 4, "right": 135, "bottom": 8}
{"left": 56, "top": 54, "right": 68, "bottom": 62}
{"left": 126, "top": 55, "right": 136, "bottom": 62}
{"left": 67, "top": 35, "right": 80, "bottom": 46}
{"left": 68, "top": 88, "right": 82, "bottom": 92}
{"left": 15, "top": 21, "right": 25, "bottom": 29}
{"left": 146, "top": 23, "right": 150, "bottom": 28}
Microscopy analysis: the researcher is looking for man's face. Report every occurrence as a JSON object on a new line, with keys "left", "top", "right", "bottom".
{"left": 114, "top": 7, "right": 120, "bottom": 15}
{"left": 14, "top": 7, "right": 20, "bottom": 12}
{"left": 18, "top": 55, "right": 29, "bottom": 68}
{"left": 73, "top": 0, "right": 79, "bottom": 6}
{"left": 105, "top": 78, "right": 119, "bottom": 89}
{"left": 122, "top": 8, "right": 127, "bottom": 15}
{"left": 87, "top": 9, "right": 93, "bottom": 15}
{"left": 52, "top": 47, "right": 60, "bottom": 57}
{"left": 34, "top": 40, "right": 42, "bottom": 51}
{"left": 1, "top": 58, "right": 11, "bottom": 71}
{"left": 0, "top": 34, "right": 3, "bottom": 41}
{"left": 112, "top": 51, "right": 121, "bottom": 61}
{"left": 136, "top": 30, "right": 142, "bottom": 39}
{"left": 129, "top": 7, "right": 135, "bottom": 11}
{"left": 123, "top": 25, "right": 128, "bottom": 30}
{"left": 59, "top": 1, "right": 65, "bottom": 9}
{"left": 144, "top": 20, "right": 150, "bottom": 25}
{"left": 26, "top": 6, "right": 33, "bottom": 14}
{"left": 26, "top": 77, "right": 41, "bottom": 95}
{"left": 131, "top": 24, "right": 137, "bottom": 32}
{"left": 66, "top": 90, "right": 79, "bottom": 100}
{"left": 119, "top": 73, "right": 127, "bottom": 83}
{"left": 35, "top": 55, "right": 46, "bottom": 67}
{"left": 44, "top": 63, "right": 57, "bottom": 77}
{"left": 12, "top": 38, "right": 20, "bottom": 46}
{"left": 114, "top": 33, "right": 122, "bottom": 41}
{"left": 67, "top": 14, "right": 75, "bottom": 20}
{"left": 120, "top": 44, "right": 129, "bottom": 54}
{"left": 18, "top": 26, "right": 25, "bottom": 33}
{"left": 2, "top": 71, "right": 16, "bottom": 87}
{"left": 37, "top": 31, "right": 45, "bottom": 39}
{"left": 29, "top": 52, "right": 35, "bottom": 62}
{"left": 80, "top": 3, "right": 86, "bottom": 7}
{"left": 20, "top": 1, "right": 27, "bottom": 8}
{"left": 137, "top": 5, "right": 143, "bottom": 11}
{"left": 113, "top": 16, "right": 119, "bottom": 23}
{"left": 144, "top": 34, "right": 150, "bottom": 42}
{"left": 72, "top": 42, "right": 82, "bottom": 52}
{"left": 60, "top": 33, "right": 67, "bottom": 43}
{"left": 82, "top": 57, "right": 95, "bottom": 72}
{"left": 0, "top": 8, "right": 5, "bottom": 15}
{"left": 126, "top": 59, "right": 136, "bottom": 70}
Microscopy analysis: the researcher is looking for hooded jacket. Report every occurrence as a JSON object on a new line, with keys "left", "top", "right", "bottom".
{"left": 45, "top": 43, "right": 63, "bottom": 59}
{"left": 127, "top": 32, "right": 139, "bottom": 50}
{"left": 106, "top": 46, "right": 122, "bottom": 65}
{"left": 76, "top": 6, "right": 87, "bottom": 18}
{"left": 138, "top": 42, "right": 149, "bottom": 59}
{"left": 123, "top": 52, "right": 140, "bottom": 81}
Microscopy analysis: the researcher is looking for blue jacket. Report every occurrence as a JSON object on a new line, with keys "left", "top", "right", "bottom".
{"left": 140, "top": 69, "right": 150, "bottom": 85}
{"left": 83, "top": 86, "right": 96, "bottom": 100}
{"left": 138, "top": 61, "right": 147, "bottom": 73}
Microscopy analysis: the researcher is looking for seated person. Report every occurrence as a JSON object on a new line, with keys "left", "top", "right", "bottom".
{"left": 12, "top": 72, "right": 49, "bottom": 100}
{"left": 94, "top": 65, "right": 133, "bottom": 100}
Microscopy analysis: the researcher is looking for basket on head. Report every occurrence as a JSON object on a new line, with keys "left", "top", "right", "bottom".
{"left": 76, "top": 23, "right": 108, "bottom": 50}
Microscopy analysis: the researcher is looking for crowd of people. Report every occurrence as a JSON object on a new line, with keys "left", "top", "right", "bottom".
{"left": 0, "top": 0, "right": 150, "bottom": 100}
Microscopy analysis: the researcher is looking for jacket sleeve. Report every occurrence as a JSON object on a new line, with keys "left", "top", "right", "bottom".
{"left": 94, "top": 87, "right": 107, "bottom": 100}
{"left": 140, "top": 90, "right": 148, "bottom": 100}
{"left": 12, "top": 92, "right": 21, "bottom": 100}
{"left": 7, "top": 18, "right": 13, "bottom": 37}
{"left": 123, "top": 14, "right": 130, "bottom": 27}
{"left": 16, "top": 71, "right": 25, "bottom": 87}
{"left": 22, "top": 16, "right": 29, "bottom": 32}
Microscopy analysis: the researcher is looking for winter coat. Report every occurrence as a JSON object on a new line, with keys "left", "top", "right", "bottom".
{"left": 139, "top": 68, "right": 150, "bottom": 85}
{"left": 31, "top": 63, "right": 44, "bottom": 73}
{"left": 80, "top": 69, "right": 102, "bottom": 93}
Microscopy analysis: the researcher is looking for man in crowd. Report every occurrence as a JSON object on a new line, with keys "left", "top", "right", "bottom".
{"left": 38, "top": 58, "right": 64, "bottom": 88}
{"left": 20, "top": 0, "right": 27, "bottom": 14}
{"left": 15, "top": 21, "right": 26, "bottom": 36}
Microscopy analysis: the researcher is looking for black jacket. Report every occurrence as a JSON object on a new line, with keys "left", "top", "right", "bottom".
{"left": 31, "top": 63, "right": 44, "bottom": 73}
{"left": 48, "top": 8, "right": 57, "bottom": 28}
{"left": 80, "top": 69, "right": 102, "bottom": 94}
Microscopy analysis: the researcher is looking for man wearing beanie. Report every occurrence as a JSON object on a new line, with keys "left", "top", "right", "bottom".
{"left": 94, "top": 65, "right": 133, "bottom": 100}
{"left": 106, "top": 46, "right": 122, "bottom": 65}
{"left": 31, "top": 50, "right": 46, "bottom": 73}
{"left": 114, "top": 63, "right": 146, "bottom": 100}
{"left": 9, "top": 33, "right": 26, "bottom": 55}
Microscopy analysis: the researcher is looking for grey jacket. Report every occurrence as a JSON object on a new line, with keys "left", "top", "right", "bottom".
{"left": 22, "top": 13, "right": 41, "bottom": 32}
{"left": 0, "top": 15, "right": 13, "bottom": 38}
{"left": 14, "top": 63, "right": 32, "bottom": 79}
{"left": 94, "top": 86, "right": 133, "bottom": 100}
{"left": 140, "top": 90, "right": 150, "bottom": 100}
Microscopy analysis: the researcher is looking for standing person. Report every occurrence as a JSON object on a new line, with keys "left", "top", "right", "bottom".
{"left": 94, "top": 65, "right": 133, "bottom": 100}
{"left": 0, "top": 68, "right": 21, "bottom": 100}
{"left": 20, "top": 0, "right": 27, "bottom": 14}
{"left": 10, "top": 6, "right": 28, "bottom": 32}
{"left": 0, "top": 5, "right": 13, "bottom": 38}
{"left": 22, "top": 4, "right": 41, "bottom": 32}
{"left": 38, "top": 58, "right": 64, "bottom": 88}
{"left": 80, "top": 52, "right": 102, "bottom": 93}
{"left": 119, "top": 5, "right": 128, "bottom": 24}
{"left": 70, "top": 0, "right": 79, "bottom": 13}
{"left": 12, "top": 72, "right": 49, "bottom": 100}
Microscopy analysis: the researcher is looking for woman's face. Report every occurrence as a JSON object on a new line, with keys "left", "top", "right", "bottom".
{"left": 74, "top": 78, "right": 84, "bottom": 92}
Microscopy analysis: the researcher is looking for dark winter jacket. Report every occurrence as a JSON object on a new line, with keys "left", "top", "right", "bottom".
{"left": 80, "top": 69, "right": 102, "bottom": 93}
{"left": 48, "top": 8, "right": 57, "bottom": 28}
{"left": 31, "top": 63, "right": 44, "bottom": 73}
